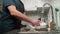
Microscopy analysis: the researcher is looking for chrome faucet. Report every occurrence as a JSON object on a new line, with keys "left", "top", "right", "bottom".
{"left": 41, "top": 3, "right": 57, "bottom": 30}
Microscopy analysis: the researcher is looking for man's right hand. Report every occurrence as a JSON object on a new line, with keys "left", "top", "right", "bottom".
{"left": 31, "top": 20, "right": 41, "bottom": 26}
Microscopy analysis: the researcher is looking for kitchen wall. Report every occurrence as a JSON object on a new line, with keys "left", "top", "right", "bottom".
{"left": 21, "top": 0, "right": 52, "bottom": 11}
{"left": 21, "top": 0, "right": 37, "bottom": 11}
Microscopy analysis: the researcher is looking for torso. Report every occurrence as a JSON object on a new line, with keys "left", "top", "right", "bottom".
{"left": 0, "top": 0, "right": 25, "bottom": 33}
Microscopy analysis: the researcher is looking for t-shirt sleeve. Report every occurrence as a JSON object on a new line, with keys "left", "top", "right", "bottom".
{"left": 4, "top": 0, "right": 15, "bottom": 8}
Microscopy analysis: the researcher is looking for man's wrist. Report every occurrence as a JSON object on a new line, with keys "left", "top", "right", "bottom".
{"left": 28, "top": 18, "right": 34, "bottom": 24}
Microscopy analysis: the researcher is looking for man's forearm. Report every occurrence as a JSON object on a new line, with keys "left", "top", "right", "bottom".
{"left": 11, "top": 10, "right": 33, "bottom": 23}
{"left": 7, "top": 5, "right": 33, "bottom": 24}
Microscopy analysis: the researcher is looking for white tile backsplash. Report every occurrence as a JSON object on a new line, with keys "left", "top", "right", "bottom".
{"left": 21, "top": 0, "right": 52, "bottom": 11}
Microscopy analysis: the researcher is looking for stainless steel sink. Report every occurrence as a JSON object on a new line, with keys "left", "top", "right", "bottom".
{"left": 18, "top": 30, "right": 60, "bottom": 34}
{"left": 18, "top": 27, "right": 60, "bottom": 34}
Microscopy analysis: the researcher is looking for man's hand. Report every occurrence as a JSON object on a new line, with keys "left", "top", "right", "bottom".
{"left": 31, "top": 20, "right": 41, "bottom": 26}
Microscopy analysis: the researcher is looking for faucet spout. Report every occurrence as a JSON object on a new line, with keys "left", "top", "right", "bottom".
{"left": 41, "top": 3, "right": 56, "bottom": 30}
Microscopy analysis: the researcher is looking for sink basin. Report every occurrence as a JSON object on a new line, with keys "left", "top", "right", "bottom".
{"left": 18, "top": 27, "right": 60, "bottom": 34}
